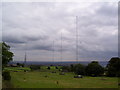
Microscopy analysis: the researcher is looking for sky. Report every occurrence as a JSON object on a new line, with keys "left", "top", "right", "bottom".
{"left": 2, "top": 2, "right": 118, "bottom": 62}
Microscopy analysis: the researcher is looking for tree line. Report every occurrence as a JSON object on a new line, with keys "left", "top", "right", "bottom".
{"left": 1, "top": 42, "right": 120, "bottom": 81}
{"left": 61, "top": 58, "right": 120, "bottom": 77}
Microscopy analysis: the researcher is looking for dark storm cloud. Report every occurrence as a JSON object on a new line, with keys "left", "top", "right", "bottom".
{"left": 32, "top": 45, "right": 52, "bottom": 51}
{"left": 2, "top": 36, "right": 25, "bottom": 43}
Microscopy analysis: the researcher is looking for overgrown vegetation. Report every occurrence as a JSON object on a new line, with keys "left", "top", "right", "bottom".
{"left": 2, "top": 71, "right": 11, "bottom": 81}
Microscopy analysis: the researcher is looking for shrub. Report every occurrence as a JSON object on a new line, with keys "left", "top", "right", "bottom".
{"left": 47, "top": 66, "right": 50, "bottom": 70}
{"left": 2, "top": 71, "right": 11, "bottom": 81}
{"left": 30, "top": 65, "right": 41, "bottom": 71}
{"left": 56, "top": 66, "right": 58, "bottom": 69}
{"left": 61, "top": 66, "right": 70, "bottom": 72}
{"left": 70, "top": 64, "right": 74, "bottom": 72}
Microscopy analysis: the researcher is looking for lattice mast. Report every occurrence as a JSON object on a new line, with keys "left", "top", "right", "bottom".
{"left": 61, "top": 32, "right": 63, "bottom": 64}
{"left": 76, "top": 16, "right": 79, "bottom": 63}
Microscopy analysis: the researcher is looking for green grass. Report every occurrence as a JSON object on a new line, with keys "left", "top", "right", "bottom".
{"left": 0, "top": 75, "right": 2, "bottom": 89}
{"left": 118, "top": 78, "right": 120, "bottom": 89}
{"left": 4, "top": 67, "right": 31, "bottom": 72}
{"left": 3, "top": 66, "right": 119, "bottom": 88}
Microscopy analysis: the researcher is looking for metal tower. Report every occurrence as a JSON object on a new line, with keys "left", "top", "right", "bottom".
{"left": 61, "top": 32, "right": 63, "bottom": 64}
{"left": 24, "top": 51, "right": 27, "bottom": 67}
{"left": 76, "top": 16, "right": 79, "bottom": 63}
{"left": 53, "top": 40, "right": 55, "bottom": 64}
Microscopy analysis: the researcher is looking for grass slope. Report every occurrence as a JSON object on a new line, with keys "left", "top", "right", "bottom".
{"left": 10, "top": 72, "right": 118, "bottom": 88}
{"left": 3, "top": 66, "right": 118, "bottom": 88}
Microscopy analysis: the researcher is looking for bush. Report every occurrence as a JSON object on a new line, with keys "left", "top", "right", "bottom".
{"left": 73, "top": 64, "right": 86, "bottom": 75}
{"left": 61, "top": 66, "right": 70, "bottom": 72}
{"left": 86, "top": 61, "right": 104, "bottom": 76}
{"left": 47, "top": 66, "right": 50, "bottom": 70}
{"left": 30, "top": 65, "right": 41, "bottom": 71}
{"left": 2, "top": 71, "right": 11, "bottom": 81}
{"left": 106, "top": 57, "right": 120, "bottom": 77}
{"left": 56, "top": 66, "right": 58, "bottom": 69}
{"left": 17, "top": 63, "right": 24, "bottom": 67}
{"left": 70, "top": 64, "right": 74, "bottom": 72}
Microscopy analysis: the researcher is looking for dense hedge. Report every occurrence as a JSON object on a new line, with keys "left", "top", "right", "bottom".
{"left": 2, "top": 71, "right": 11, "bottom": 81}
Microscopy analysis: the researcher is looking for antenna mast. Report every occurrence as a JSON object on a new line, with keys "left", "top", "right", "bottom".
{"left": 53, "top": 40, "right": 55, "bottom": 64}
{"left": 24, "top": 51, "right": 27, "bottom": 66}
{"left": 76, "top": 16, "right": 79, "bottom": 63}
{"left": 24, "top": 43, "right": 27, "bottom": 67}
{"left": 61, "top": 32, "right": 63, "bottom": 65}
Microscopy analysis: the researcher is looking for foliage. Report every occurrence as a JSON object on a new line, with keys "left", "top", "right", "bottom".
{"left": 30, "top": 65, "right": 41, "bottom": 71}
{"left": 70, "top": 64, "right": 74, "bottom": 72}
{"left": 86, "top": 61, "right": 104, "bottom": 76}
{"left": 2, "top": 70, "right": 11, "bottom": 81}
{"left": 73, "top": 64, "right": 86, "bottom": 75}
{"left": 55, "top": 66, "right": 58, "bottom": 69}
{"left": 17, "top": 63, "right": 24, "bottom": 67}
{"left": 106, "top": 57, "right": 120, "bottom": 77}
{"left": 61, "top": 66, "right": 70, "bottom": 72}
{"left": 47, "top": 66, "right": 50, "bottom": 70}
{"left": 2, "top": 42, "right": 14, "bottom": 67}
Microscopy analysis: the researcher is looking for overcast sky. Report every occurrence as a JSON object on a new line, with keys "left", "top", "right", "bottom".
{"left": 2, "top": 2, "right": 118, "bottom": 62}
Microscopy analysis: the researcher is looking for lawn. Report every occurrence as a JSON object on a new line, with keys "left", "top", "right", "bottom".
{"left": 2, "top": 66, "right": 119, "bottom": 88}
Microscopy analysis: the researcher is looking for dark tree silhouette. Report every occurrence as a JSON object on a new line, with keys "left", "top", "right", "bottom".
{"left": 73, "top": 64, "right": 86, "bottom": 75}
{"left": 86, "top": 61, "right": 104, "bottom": 76}
{"left": 2, "top": 42, "right": 14, "bottom": 67}
{"left": 106, "top": 57, "right": 120, "bottom": 77}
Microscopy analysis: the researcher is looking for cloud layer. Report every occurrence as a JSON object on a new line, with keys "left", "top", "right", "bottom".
{"left": 2, "top": 2, "right": 118, "bottom": 61}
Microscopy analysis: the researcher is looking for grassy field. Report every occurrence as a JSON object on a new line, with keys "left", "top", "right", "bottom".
{"left": 2, "top": 66, "right": 119, "bottom": 88}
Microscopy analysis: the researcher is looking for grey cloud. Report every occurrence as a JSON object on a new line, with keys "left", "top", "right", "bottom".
{"left": 2, "top": 2, "right": 118, "bottom": 61}
{"left": 96, "top": 3, "right": 117, "bottom": 17}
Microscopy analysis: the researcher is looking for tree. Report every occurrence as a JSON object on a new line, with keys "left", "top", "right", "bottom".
{"left": 47, "top": 66, "right": 50, "bottom": 70}
{"left": 2, "top": 42, "right": 14, "bottom": 67}
{"left": 86, "top": 61, "right": 104, "bottom": 76}
{"left": 73, "top": 64, "right": 86, "bottom": 75}
{"left": 106, "top": 57, "right": 120, "bottom": 77}
{"left": 61, "top": 66, "right": 70, "bottom": 72}
{"left": 2, "top": 70, "right": 11, "bottom": 81}
{"left": 70, "top": 64, "right": 74, "bottom": 72}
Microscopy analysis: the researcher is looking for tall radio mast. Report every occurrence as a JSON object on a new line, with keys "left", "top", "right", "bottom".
{"left": 76, "top": 16, "right": 79, "bottom": 63}
{"left": 61, "top": 32, "right": 63, "bottom": 64}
